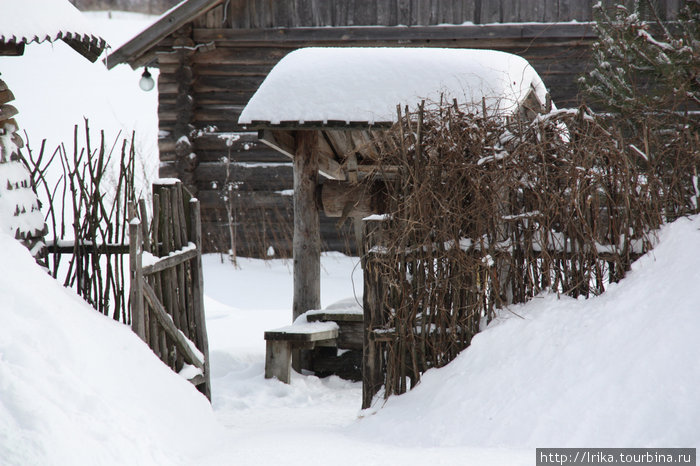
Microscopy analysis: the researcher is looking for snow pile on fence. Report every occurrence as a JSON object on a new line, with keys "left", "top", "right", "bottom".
{"left": 0, "top": 231, "right": 222, "bottom": 465}
{"left": 239, "top": 47, "right": 549, "bottom": 125}
{"left": 355, "top": 215, "right": 700, "bottom": 448}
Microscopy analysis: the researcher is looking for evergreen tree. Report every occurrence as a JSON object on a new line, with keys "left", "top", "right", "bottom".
{"left": 580, "top": 0, "right": 698, "bottom": 123}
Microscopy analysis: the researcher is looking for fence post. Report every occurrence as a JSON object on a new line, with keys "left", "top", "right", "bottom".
{"left": 189, "top": 197, "right": 211, "bottom": 400}
{"left": 362, "top": 219, "right": 385, "bottom": 409}
{"left": 129, "top": 218, "right": 146, "bottom": 341}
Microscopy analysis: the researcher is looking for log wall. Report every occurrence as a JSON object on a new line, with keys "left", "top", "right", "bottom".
{"left": 152, "top": 0, "right": 682, "bottom": 256}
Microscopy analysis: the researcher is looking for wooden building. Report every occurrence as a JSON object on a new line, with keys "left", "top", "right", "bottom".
{"left": 105, "top": 0, "right": 682, "bottom": 257}
{"left": 0, "top": 0, "right": 106, "bottom": 259}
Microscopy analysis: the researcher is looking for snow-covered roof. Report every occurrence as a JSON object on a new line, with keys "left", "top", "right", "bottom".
{"left": 238, "top": 47, "right": 550, "bottom": 126}
{"left": 0, "top": 0, "right": 107, "bottom": 61}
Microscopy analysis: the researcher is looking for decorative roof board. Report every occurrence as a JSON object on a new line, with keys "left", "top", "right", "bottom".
{"left": 104, "top": 0, "right": 223, "bottom": 69}
{"left": 0, "top": 0, "right": 107, "bottom": 61}
{"left": 238, "top": 47, "right": 551, "bottom": 128}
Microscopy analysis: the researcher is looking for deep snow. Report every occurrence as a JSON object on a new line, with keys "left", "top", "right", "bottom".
{"left": 0, "top": 232, "right": 222, "bottom": 466}
{"left": 0, "top": 10, "right": 698, "bottom": 466}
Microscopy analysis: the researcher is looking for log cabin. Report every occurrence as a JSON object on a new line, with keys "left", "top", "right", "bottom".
{"left": 0, "top": 0, "right": 106, "bottom": 259}
{"left": 104, "top": 0, "right": 682, "bottom": 257}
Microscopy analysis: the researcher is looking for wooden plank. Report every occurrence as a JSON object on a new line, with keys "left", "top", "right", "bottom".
{"left": 142, "top": 247, "right": 198, "bottom": 276}
{"left": 105, "top": 0, "right": 224, "bottom": 69}
{"left": 307, "top": 311, "right": 363, "bottom": 323}
{"left": 142, "top": 281, "right": 204, "bottom": 370}
{"left": 352, "top": 0, "right": 378, "bottom": 25}
{"left": 292, "top": 130, "right": 321, "bottom": 322}
{"left": 397, "top": 0, "right": 411, "bottom": 24}
{"left": 193, "top": 23, "right": 597, "bottom": 44}
{"left": 264, "top": 327, "right": 339, "bottom": 342}
{"left": 376, "top": 0, "right": 397, "bottom": 25}
{"left": 311, "top": 0, "right": 333, "bottom": 25}
{"left": 194, "top": 162, "right": 293, "bottom": 191}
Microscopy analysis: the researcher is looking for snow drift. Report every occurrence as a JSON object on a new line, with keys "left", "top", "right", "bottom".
{"left": 0, "top": 232, "right": 222, "bottom": 465}
{"left": 356, "top": 216, "right": 700, "bottom": 449}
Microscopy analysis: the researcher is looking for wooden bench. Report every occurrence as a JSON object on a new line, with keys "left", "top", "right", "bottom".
{"left": 264, "top": 322, "right": 338, "bottom": 383}
{"left": 306, "top": 310, "right": 363, "bottom": 350}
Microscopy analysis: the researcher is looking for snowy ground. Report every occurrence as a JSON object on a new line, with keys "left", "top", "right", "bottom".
{"left": 0, "top": 11, "right": 698, "bottom": 466}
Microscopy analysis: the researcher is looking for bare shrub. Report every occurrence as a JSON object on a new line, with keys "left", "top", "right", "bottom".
{"left": 361, "top": 102, "right": 693, "bottom": 399}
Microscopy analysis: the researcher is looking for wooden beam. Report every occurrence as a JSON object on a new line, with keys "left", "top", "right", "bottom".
{"left": 260, "top": 129, "right": 347, "bottom": 180}
{"left": 194, "top": 22, "right": 597, "bottom": 44}
{"left": 292, "top": 130, "right": 321, "bottom": 322}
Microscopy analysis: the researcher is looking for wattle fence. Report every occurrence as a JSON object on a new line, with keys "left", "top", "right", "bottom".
{"left": 129, "top": 180, "right": 211, "bottom": 399}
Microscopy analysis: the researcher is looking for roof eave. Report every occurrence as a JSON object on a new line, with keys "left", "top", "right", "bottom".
{"left": 240, "top": 120, "right": 395, "bottom": 131}
{"left": 104, "top": 0, "right": 224, "bottom": 70}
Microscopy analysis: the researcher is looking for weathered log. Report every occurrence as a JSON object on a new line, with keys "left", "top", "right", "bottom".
{"left": 292, "top": 130, "right": 321, "bottom": 321}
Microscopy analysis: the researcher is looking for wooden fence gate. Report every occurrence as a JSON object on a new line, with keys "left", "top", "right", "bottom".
{"left": 129, "top": 180, "right": 211, "bottom": 400}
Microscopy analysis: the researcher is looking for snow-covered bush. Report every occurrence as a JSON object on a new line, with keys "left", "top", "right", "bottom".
{"left": 580, "top": 1, "right": 699, "bottom": 221}
{"left": 361, "top": 103, "right": 669, "bottom": 399}
{"left": 580, "top": 0, "right": 698, "bottom": 119}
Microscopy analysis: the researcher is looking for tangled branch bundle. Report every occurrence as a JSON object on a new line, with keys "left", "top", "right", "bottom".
{"left": 362, "top": 103, "right": 694, "bottom": 398}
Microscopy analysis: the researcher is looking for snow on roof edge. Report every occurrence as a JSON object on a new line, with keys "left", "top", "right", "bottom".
{"left": 0, "top": 0, "right": 107, "bottom": 56}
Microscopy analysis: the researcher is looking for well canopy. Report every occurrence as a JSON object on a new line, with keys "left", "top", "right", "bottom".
{"left": 238, "top": 47, "right": 550, "bottom": 127}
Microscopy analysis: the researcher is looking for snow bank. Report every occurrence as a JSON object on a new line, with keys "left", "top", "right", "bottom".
{"left": 355, "top": 216, "right": 700, "bottom": 448}
{"left": 0, "top": 232, "right": 222, "bottom": 465}
{"left": 239, "top": 47, "right": 549, "bottom": 125}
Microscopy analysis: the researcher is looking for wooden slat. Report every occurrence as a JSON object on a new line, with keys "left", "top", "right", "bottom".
{"left": 141, "top": 247, "right": 198, "bottom": 276}
{"left": 189, "top": 198, "right": 211, "bottom": 400}
{"left": 142, "top": 281, "right": 205, "bottom": 370}
{"left": 129, "top": 220, "right": 146, "bottom": 342}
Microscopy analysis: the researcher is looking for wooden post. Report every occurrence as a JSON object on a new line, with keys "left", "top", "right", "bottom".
{"left": 292, "top": 130, "right": 321, "bottom": 372}
{"left": 189, "top": 198, "right": 212, "bottom": 401}
{"left": 362, "top": 219, "right": 385, "bottom": 409}
{"left": 292, "top": 130, "right": 321, "bottom": 320}
{"left": 129, "top": 218, "right": 146, "bottom": 341}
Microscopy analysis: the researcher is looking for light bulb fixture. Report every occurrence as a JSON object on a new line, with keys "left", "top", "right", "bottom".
{"left": 139, "top": 67, "right": 155, "bottom": 92}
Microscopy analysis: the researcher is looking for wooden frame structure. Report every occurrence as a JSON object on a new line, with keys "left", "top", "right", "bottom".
{"left": 239, "top": 44, "right": 555, "bottom": 397}
{"left": 102, "top": 0, "right": 635, "bottom": 257}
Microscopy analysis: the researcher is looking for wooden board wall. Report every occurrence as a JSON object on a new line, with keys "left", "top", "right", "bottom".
{"left": 154, "top": 0, "right": 682, "bottom": 256}
{"left": 198, "top": 0, "right": 680, "bottom": 29}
